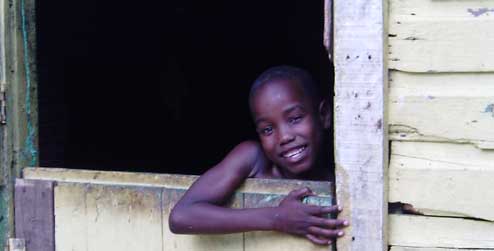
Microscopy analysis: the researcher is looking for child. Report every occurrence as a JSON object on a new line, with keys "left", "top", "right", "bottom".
{"left": 169, "top": 65, "right": 348, "bottom": 245}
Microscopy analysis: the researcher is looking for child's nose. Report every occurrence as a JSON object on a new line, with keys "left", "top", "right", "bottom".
{"left": 279, "top": 127, "right": 295, "bottom": 145}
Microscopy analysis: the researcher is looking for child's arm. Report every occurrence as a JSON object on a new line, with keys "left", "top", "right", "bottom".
{"left": 169, "top": 141, "right": 347, "bottom": 245}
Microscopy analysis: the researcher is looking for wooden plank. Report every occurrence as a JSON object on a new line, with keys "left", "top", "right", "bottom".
{"left": 14, "top": 179, "right": 54, "bottom": 251}
{"left": 7, "top": 239, "right": 26, "bottom": 251}
{"left": 333, "top": 0, "right": 388, "bottom": 250}
{"left": 323, "top": 0, "right": 332, "bottom": 58}
{"left": 54, "top": 183, "right": 163, "bottom": 251}
{"left": 85, "top": 185, "right": 163, "bottom": 251}
{"left": 389, "top": 71, "right": 494, "bottom": 149}
{"left": 1, "top": 0, "right": 39, "bottom": 249}
{"left": 244, "top": 193, "right": 332, "bottom": 251}
{"left": 24, "top": 167, "right": 332, "bottom": 195}
{"left": 389, "top": 215, "right": 494, "bottom": 249}
{"left": 38, "top": 169, "right": 333, "bottom": 250}
{"left": 389, "top": 0, "right": 494, "bottom": 72}
{"left": 389, "top": 141, "right": 494, "bottom": 221}
{"left": 54, "top": 183, "right": 88, "bottom": 251}
{"left": 390, "top": 247, "right": 493, "bottom": 251}
{"left": 162, "top": 189, "right": 244, "bottom": 251}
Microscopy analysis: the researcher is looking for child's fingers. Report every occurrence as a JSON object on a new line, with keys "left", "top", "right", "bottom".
{"left": 308, "top": 226, "right": 344, "bottom": 239}
{"left": 305, "top": 205, "right": 341, "bottom": 215}
{"left": 305, "top": 233, "right": 332, "bottom": 245}
{"left": 287, "top": 187, "right": 313, "bottom": 200}
{"left": 309, "top": 216, "right": 349, "bottom": 229}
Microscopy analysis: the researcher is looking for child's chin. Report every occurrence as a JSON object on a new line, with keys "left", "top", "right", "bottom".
{"left": 286, "top": 162, "right": 312, "bottom": 177}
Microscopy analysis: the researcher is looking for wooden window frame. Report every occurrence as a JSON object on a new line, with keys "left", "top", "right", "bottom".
{"left": 332, "top": 0, "right": 389, "bottom": 250}
{"left": 1, "top": 0, "right": 388, "bottom": 250}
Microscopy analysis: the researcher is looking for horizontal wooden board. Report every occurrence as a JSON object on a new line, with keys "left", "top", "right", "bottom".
{"left": 49, "top": 172, "right": 333, "bottom": 251}
{"left": 389, "top": 0, "right": 494, "bottom": 72}
{"left": 55, "top": 183, "right": 164, "bottom": 251}
{"left": 389, "top": 215, "right": 494, "bottom": 249}
{"left": 162, "top": 189, "right": 244, "bottom": 251}
{"left": 389, "top": 141, "right": 494, "bottom": 221}
{"left": 24, "top": 167, "right": 332, "bottom": 195}
{"left": 54, "top": 184, "right": 87, "bottom": 251}
{"left": 389, "top": 71, "right": 494, "bottom": 149}
{"left": 390, "top": 246, "right": 493, "bottom": 251}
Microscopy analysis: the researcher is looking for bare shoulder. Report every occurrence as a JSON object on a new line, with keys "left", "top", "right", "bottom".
{"left": 231, "top": 140, "right": 263, "bottom": 157}
{"left": 178, "top": 140, "right": 267, "bottom": 204}
{"left": 221, "top": 140, "right": 266, "bottom": 175}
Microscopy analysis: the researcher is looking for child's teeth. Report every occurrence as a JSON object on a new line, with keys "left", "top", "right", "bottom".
{"left": 285, "top": 147, "right": 304, "bottom": 158}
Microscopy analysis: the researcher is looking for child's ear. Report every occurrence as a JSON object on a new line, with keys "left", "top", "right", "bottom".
{"left": 318, "top": 99, "right": 331, "bottom": 129}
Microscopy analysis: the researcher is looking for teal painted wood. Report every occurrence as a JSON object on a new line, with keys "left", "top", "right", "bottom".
{"left": 0, "top": 0, "right": 38, "bottom": 249}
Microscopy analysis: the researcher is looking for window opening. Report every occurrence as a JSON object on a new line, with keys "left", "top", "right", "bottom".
{"left": 37, "top": 0, "right": 333, "bottom": 175}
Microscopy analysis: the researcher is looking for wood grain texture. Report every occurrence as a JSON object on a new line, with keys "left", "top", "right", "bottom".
{"left": 389, "top": 71, "right": 494, "bottom": 149}
{"left": 244, "top": 193, "right": 332, "bottom": 251}
{"left": 334, "top": 0, "right": 388, "bottom": 250}
{"left": 86, "top": 185, "right": 163, "bottom": 251}
{"left": 55, "top": 183, "right": 163, "bottom": 251}
{"left": 24, "top": 167, "right": 332, "bottom": 195}
{"left": 390, "top": 247, "right": 493, "bottom": 251}
{"left": 14, "top": 179, "right": 54, "bottom": 251}
{"left": 54, "top": 183, "right": 88, "bottom": 251}
{"left": 389, "top": 141, "right": 494, "bottom": 221}
{"left": 40, "top": 169, "right": 334, "bottom": 251}
{"left": 389, "top": 0, "right": 494, "bottom": 72}
{"left": 7, "top": 239, "right": 26, "bottom": 251}
{"left": 324, "top": 0, "right": 333, "bottom": 58}
{"left": 389, "top": 215, "right": 494, "bottom": 249}
{"left": 162, "top": 189, "right": 244, "bottom": 251}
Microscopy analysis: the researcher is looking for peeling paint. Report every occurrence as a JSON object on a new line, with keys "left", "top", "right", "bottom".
{"left": 468, "top": 8, "right": 494, "bottom": 17}
{"left": 375, "top": 119, "right": 383, "bottom": 131}
{"left": 303, "top": 196, "right": 332, "bottom": 207}
{"left": 260, "top": 194, "right": 282, "bottom": 203}
{"left": 389, "top": 124, "right": 494, "bottom": 150}
{"left": 404, "top": 36, "right": 423, "bottom": 41}
{"left": 483, "top": 103, "right": 494, "bottom": 117}
{"left": 21, "top": 0, "right": 37, "bottom": 166}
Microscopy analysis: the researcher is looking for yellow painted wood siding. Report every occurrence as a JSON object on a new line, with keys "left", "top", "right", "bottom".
{"left": 389, "top": 141, "right": 494, "bottom": 221}
{"left": 389, "top": 0, "right": 494, "bottom": 72}
{"left": 388, "top": 0, "right": 494, "bottom": 249}
{"left": 389, "top": 72, "right": 494, "bottom": 149}
{"left": 389, "top": 215, "right": 494, "bottom": 249}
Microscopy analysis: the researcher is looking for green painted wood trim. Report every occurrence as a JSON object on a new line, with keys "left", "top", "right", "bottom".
{"left": 0, "top": 0, "right": 38, "bottom": 249}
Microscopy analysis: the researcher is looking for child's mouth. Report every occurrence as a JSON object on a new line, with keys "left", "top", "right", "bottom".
{"left": 281, "top": 145, "right": 307, "bottom": 161}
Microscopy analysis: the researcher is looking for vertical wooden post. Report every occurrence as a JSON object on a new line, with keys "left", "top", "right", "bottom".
{"left": 14, "top": 179, "right": 55, "bottom": 251}
{"left": 0, "top": 0, "right": 38, "bottom": 249}
{"left": 333, "top": 0, "right": 388, "bottom": 250}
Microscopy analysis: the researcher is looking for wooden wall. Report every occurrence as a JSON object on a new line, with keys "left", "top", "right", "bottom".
{"left": 388, "top": 0, "right": 494, "bottom": 250}
{"left": 20, "top": 168, "right": 333, "bottom": 251}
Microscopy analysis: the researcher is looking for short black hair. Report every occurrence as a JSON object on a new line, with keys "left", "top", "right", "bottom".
{"left": 249, "top": 65, "right": 321, "bottom": 107}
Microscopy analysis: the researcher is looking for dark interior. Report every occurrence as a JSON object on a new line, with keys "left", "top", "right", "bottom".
{"left": 37, "top": 0, "right": 333, "bottom": 174}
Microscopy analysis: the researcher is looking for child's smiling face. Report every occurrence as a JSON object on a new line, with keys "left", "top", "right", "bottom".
{"left": 250, "top": 78, "right": 327, "bottom": 178}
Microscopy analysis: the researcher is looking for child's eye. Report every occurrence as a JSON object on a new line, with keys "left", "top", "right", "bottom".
{"left": 260, "top": 126, "right": 273, "bottom": 136}
{"left": 289, "top": 116, "right": 303, "bottom": 124}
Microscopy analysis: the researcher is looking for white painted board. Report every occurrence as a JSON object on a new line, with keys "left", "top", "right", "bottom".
{"left": 389, "top": 71, "right": 494, "bottom": 149}
{"left": 389, "top": 215, "right": 494, "bottom": 249}
{"left": 389, "top": 141, "right": 494, "bottom": 221}
{"left": 389, "top": 0, "right": 494, "bottom": 72}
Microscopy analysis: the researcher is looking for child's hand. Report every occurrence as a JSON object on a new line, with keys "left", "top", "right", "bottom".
{"left": 273, "top": 187, "right": 348, "bottom": 245}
